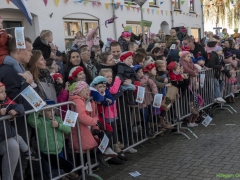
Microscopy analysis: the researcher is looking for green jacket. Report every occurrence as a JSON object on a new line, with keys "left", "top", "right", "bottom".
{"left": 146, "top": 73, "right": 166, "bottom": 89}
{"left": 28, "top": 112, "right": 71, "bottom": 155}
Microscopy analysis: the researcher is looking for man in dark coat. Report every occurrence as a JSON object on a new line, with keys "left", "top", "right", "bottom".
{"left": 183, "top": 36, "right": 208, "bottom": 63}
{"left": 0, "top": 37, "right": 33, "bottom": 179}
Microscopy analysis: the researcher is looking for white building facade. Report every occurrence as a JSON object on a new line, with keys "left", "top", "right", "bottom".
{"left": 0, "top": 0, "right": 204, "bottom": 51}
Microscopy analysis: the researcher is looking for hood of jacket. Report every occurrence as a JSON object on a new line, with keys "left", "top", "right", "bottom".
{"left": 33, "top": 36, "right": 49, "bottom": 48}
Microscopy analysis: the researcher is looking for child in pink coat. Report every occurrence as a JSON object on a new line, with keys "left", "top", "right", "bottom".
{"left": 134, "top": 65, "right": 158, "bottom": 138}
{"left": 68, "top": 81, "right": 117, "bottom": 167}
{"left": 99, "top": 69, "right": 125, "bottom": 153}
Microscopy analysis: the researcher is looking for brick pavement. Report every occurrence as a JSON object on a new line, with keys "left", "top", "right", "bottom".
{"left": 95, "top": 100, "right": 240, "bottom": 180}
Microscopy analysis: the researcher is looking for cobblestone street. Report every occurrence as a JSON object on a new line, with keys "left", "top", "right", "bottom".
{"left": 96, "top": 100, "right": 240, "bottom": 180}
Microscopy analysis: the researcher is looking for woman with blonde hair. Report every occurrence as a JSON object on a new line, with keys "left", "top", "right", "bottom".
{"left": 156, "top": 29, "right": 166, "bottom": 42}
{"left": 33, "top": 30, "right": 53, "bottom": 59}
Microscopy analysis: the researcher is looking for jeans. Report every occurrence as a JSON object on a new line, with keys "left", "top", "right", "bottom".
{"left": 0, "top": 137, "right": 20, "bottom": 180}
{"left": 121, "top": 84, "right": 136, "bottom": 91}
{"left": 214, "top": 78, "right": 225, "bottom": 98}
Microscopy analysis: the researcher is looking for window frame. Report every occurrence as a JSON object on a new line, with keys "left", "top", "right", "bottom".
{"left": 63, "top": 19, "right": 99, "bottom": 50}
{"left": 149, "top": 0, "right": 157, "bottom": 6}
{"left": 174, "top": 0, "right": 181, "bottom": 10}
{"left": 189, "top": 0, "right": 194, "bottom": 12}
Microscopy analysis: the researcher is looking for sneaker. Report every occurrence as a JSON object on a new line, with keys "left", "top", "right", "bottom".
{"left": 187, "top": 123, "right": 195, "bottom": 128}
{"left": 25, "top": 149, "right": 40, "bottom": 161}
{"left": 132, "top": 126, "right": 138, "bottom": 133}
{"left": 117, "top": 142, "right": 124, "bottom": 149}
{"left": 215, "top": 97, "right": 226, "bottom": 103}
{"left": 103, "top": 147, "right": 118, "bottom": 157}
{"left": 192, "top": 123, "right": 198, "bottom": 126}
{"left": 126, "top": 148, "right": 137, "bottom": 154}
{"left": 113, "top": 144, "right": 122, "bottom": 153}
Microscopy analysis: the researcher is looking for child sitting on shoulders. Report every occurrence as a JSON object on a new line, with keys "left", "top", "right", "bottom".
{"left": 117, "top": 51, "right": 138, "bottom": 106}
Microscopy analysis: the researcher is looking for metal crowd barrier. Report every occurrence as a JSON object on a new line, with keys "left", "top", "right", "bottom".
{"left": 0, "top": 101, "right": 103, "bottom": 180}
{"left": 0, "top": 65, "right": 239, "bottom": 180}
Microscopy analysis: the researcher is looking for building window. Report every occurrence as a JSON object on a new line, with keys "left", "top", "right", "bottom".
{"left": 3, "top": 21, "right": 22, "bottom": 36}
{"left": 189, "top": 0, "right": 194, "bottom": 11}
{"left": 149, "top": 0, "right": 156, "bottom": 6}
{"left": 174, "top": 0, "right": 180, "bottom": 9}
{"left": 64, "top": 20, "right": 99, "bottom": 50}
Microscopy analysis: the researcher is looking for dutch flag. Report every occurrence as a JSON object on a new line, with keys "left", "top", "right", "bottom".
{"left": 11, "top": 0, "right": 33, "bottom": 25}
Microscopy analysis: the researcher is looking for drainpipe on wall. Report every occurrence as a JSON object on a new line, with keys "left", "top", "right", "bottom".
{"left": 112, "top": 0, "right": 117, "bottom": 40}
{"left": 171, "top": 1, "right": 174, "bottom": 28}
{"left": 201, "top": 2, "right": 204, "bottom": 37}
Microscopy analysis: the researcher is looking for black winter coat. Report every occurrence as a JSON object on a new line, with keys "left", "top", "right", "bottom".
{"left": 116, "top": 63, "right": 137, "bottom": 83}
{"left": 190, "top": 42, "right": 208, "bottom": 64}
{"left": 0, "top": 99, "right": 24, "bottom": 142}
{"left": 118, "top": 36, "right": 129, "bottom": 52}
{"left": 208, "top": 51, "right": 231, "bottom": 79}
{"left": 33, "top": 36, "right": 51, "bottom": 59}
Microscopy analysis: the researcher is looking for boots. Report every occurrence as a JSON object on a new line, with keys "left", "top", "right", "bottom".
{"left": 189, "top": 102, "right": 199, "bottom": 115}
{"left": 159, "top": 117, "right": 173, "bottom": 129}
{"left": 145, "top": 122, "right": 155, "bottom": 138}
{"left": 96, "top": 152, "right": 109, "bottom": 167}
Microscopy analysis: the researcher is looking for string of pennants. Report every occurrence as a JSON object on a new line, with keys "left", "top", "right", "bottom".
{"left": 5, "top": 0, "right": 200, "bottom": 18}
{"left": 104, "top": 2, "right": 200, "bottom": 18}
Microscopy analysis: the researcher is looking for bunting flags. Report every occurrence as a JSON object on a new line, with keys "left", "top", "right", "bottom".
{"left": 5, "top": 0, "right": 202, "bottom": 20}
{"left": 43, "top": 0, "right": 47, "bottom": 6}
{"left": 55, "top": 0, "right": 59, "bottom": 6}
{"left": 120, "top": 4, "right": 123, "bottom": 10}
{"left": 105, "top": 3, "right": 109, "bottom": 10}
{"left": 151, "top": 9, "right": 154, "bottom": 14}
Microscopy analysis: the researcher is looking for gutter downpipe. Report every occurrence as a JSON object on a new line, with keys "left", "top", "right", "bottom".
{"left": 201, "top": 2, "right": 205, "bottom": 37}
{"left": 171, "top": 1, "right": 174, "bottom": 28}
{"left": 112, "top": 0, "right": 117, "bottom": 40}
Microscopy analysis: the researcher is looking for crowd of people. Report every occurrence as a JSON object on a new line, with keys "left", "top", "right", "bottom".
{"left": 0, "top": 17, "right": 239, "bottom": 180}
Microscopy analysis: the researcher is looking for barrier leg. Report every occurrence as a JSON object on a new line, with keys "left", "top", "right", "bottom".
{"left": 85, "top": 150, "right": 103, "bottom": 180}
{"left": 172, "top": 121, "right": 191, "bottom": 139}
{"left": 211, "top": 103, "right": 234, "bottom": 114}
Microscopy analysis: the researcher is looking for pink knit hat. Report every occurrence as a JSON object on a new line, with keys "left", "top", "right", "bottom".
{"left": 69, "top": 81, "right": 88, "bottom": 96}
{"left": 179, "top": 51, "right": 190, "bottom": 58}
